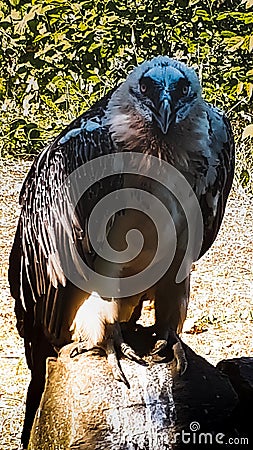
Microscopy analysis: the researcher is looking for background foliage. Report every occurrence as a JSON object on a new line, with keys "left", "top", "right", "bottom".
{"left": 0, "top": 0, "right": 252, "bottom": 186}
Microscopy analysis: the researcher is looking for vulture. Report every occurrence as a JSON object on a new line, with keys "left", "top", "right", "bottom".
{"left": 9, "top": 56, "right": 234, "bottom": 447}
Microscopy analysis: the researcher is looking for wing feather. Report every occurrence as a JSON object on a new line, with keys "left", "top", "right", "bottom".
{"left": 198, "top": 106, "right": 235, "bottom": 259}
{"left": 9, "top": 88, "right": 118, "bottom": 345}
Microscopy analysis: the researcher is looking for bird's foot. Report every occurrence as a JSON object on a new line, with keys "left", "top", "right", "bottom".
{"left": 70, "top": 322, "right": 147, "bottom": 388}
{"left": 151, "top": 329, "right": 187, "bottom": 375}
{"left": 104, "top": 322, "right": 148, "bottom": 388}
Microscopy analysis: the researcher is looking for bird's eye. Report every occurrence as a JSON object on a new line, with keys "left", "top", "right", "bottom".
{"left": 140, "top": 83, "right": 147, "bottom": 94}
{"left": 182, "top": 85, "right": 189, "bottom": 96}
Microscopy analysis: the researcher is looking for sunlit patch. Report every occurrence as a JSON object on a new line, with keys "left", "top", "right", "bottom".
{"left": 136, "top": 299, "right": 156, "bottom": 327}
{"left": 70, "top": 291, "right": 118, "bottom": 347}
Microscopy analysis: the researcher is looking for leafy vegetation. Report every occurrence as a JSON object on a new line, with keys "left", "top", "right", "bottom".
{"left": 0, "top": 0, "right": 252, "bottom": 186}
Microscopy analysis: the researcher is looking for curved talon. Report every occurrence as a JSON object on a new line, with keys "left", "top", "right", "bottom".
{"left": 107, "top": 353, "right": 130, "bottom": 388}
{"left": 70, "top": 347, "right": 78, "bottom": 358}
{"left": 150, "top": 335, "right": 188, "bottom": 376}
{"left": 120, "top": 342, "right": 148, "bottom": 366}
{"left": 173, "top": 341, "right": 188, "bottom": 375}
{"left": 151, "top": 354, "right": 167, "bottom": 362}
{"left": 150, "top": 339, "right": 167, "bottom": 355}
{"left": 70, "top": 342, "right": 87, "bottom": 358}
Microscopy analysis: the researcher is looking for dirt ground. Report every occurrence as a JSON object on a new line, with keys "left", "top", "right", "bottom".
{"left": 0, "top": 159, "right": 252, "bottom": 450}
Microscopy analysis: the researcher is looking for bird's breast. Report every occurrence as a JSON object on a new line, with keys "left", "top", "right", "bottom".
{"left": 93, "top": 178, "right": 189, "bottom": 280}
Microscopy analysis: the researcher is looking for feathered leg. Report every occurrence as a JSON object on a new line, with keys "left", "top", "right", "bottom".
{"left": 151, "top": 275, "right": 190, "bottom": 375}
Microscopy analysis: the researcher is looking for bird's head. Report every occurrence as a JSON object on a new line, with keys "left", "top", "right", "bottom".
{"left": 106, "top": 57, "right": 202, "bottom": 148}
{"left": 128, "top": 57, "right": 201, "bottom": 134}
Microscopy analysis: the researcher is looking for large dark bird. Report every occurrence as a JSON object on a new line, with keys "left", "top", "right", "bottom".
{"left": 9, "top": 56, "right": 234, "bottom": 447}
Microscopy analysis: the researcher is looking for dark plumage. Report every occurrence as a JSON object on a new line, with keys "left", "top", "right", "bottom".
{"left": 9, "top": 56, "right": 234, "bottom": 447}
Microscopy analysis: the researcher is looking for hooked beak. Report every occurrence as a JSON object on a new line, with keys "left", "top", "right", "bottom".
{"left": 153, "top": 96, "right": 172, "bottom": 135}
